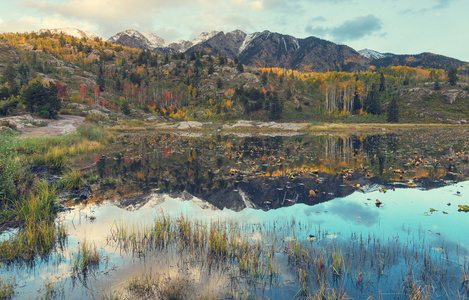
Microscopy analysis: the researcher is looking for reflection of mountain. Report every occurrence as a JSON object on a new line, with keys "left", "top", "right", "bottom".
{"left": 204, "top": 173, "right": 355, "bottom": 211}
{"left": 94, "top": 131, "right": 469, "bottom": 211}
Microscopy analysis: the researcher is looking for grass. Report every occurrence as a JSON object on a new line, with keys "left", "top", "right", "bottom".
{"left": 124, "top": 273, "right": 193, "bottom": 300}
{"left": 106, "top": 214, "right": 469, "bottom": 299}
{"left": 0, "top": 122, "right": 112, "bottom": 263}
{"left": 60, "top": 169, "right": 84, "bottom": 190}
{"left": 0, "top": 181, "right": 67, "bottom": 262}
{"left": 0, "top": 277, "right": 14, "bottom": 300}
{"left": 71, "top": 240, "right": 101, "bottom": 276}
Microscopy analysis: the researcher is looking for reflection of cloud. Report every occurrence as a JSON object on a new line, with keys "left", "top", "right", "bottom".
{"left": 305, "top": 15, "right": 382, "bottom": 42}
{"left": 328, "top": 201, "right": 379, "bottom": 226}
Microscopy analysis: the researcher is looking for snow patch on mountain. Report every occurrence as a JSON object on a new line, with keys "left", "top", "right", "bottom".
{"left": 39, "top": 28, "right": 101, "bottom": 40}
{"left": 191, "top": 31, "right": 220, "bottom": 46}
{"left": 108, "top": 29, "right": 220, "bottom": 52}
{"left": 238, "top": 32, "right": 261, "bottom": 55}
{"left": 358, "top": 48, "right": 394, "bottom": 60}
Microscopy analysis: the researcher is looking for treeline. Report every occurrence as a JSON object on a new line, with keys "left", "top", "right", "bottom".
{"left": 0, "top": 31, "right": 466, "bottom": 122}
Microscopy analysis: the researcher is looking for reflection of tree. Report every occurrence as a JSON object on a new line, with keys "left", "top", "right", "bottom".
{"left": 94, "top": 131, "right": 469, "bottom": 208}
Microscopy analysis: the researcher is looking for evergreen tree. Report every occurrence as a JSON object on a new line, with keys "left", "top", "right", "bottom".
{"left": 2, "top": 62, "right": 16, "bottom": 84}
{"left": 261, "top": 72, "right": 268, "bottom": 85}
{"left": 352, "top": 90, "right": 361, "bottom": 113}
{"left": 403, "top": 75, "right": 410, "bottom": 86}
{"left": 216, "top": 78, "right": 223, "bottom": 89}
{"left": 447, "top": 66, "right": 458, "bottom": 86}
{"left": 0, "top": 86, "right": 10, "bottom": 100}
{"left": 386, "top": 97, "right": 399, "bottom": 123}
{"left": 21, "top": 80, "right": 61, "bottom": 118}
{"left": 121, "top": 101, "right": 131, "bottom": 115}
{"left": 379, "top": 71, "right": 386, "bottom": 92}
{"left": 97, "top": 64, "right": 105, "bottom": 92}
{"left": 208, "top": 64, "right": 214, "bottom": 75}
{"left": 236, "top": 62, "right": 244, "bottom": 73}
{"left": 364, "top": 83, "right": 381, "bottom": 115}
{"left": 433, "top": 78, "right": 440, "bottom": 91}
{"left": 268, "top": 92, "right": 283, "bottom": 120}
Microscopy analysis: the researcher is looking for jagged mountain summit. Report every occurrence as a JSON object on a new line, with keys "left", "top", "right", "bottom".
{"left": 108, "top": 29, "right": 364, "bottom": 72}
{"left": 188, "top": 30, "right": 364, "bottom": 72}
{"left": 40, "top": 27, "right": 462, "bottom": 72}
{"left": 107, "top": 29, "right": 220, "bottom": 54}
{"left": 358, "top": 49, "right": 394, "bottom": 60}
{"left": 38, "top": 28, "right": 101, "bottom": 40}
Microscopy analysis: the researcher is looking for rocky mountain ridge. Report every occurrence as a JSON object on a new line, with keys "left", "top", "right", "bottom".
{"left": 358, "top": 48, "right": 394, "bottom": 60}
{"left": 32, "top": 27, "right": 469, "bottom": 72}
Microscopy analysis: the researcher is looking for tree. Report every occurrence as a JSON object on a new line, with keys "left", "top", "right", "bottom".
{"left": 236, "top": 62, "right": 244, "bottom": 73}
{"left": 96, "top": 64, "right": 105, "bottom": 91}
{"left": 352, "top": 90, "right": 361, "bottom": 113}
{"left": 216, "top": 78, "right": 223, "bottom": 89}
{"left": 121, "top": 101, "right": 131, "bottom": 115}
{"left": 0, "top": 86, "right": 10, "bottom": 100}
{"left": 268, "top": 92, "right": 283, "bottom": 120}
{"left": 433, "top": 78, "right": 440, "bottom": 91}
{"left": 2, "top": 62, "right": 16, "bottom": 84}
{"left": 261, "top": 72, "right": 268, "bottom": 85}
{"left": 386, "top": 97, "right": 399, "bottom": 123}
{"left": 208, "top": 64, "right": 214, "bottom": 75}
{"left": 21, "top": 80, "right": 61, "bottom": 118}
{"left": 364, "top": 83, "right": 381, "bottom": 115}
{"left": 447, "top": 66, "right": 458, "bottom": 86}
{"left": 379, "top": 71, "right": 386, "bottom": 92}
{"left": 55, "top": 81, "right": 68, "bottom": 102}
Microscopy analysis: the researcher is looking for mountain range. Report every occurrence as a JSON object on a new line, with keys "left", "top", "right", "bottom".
{"left": 39, "top": 28, "right": 468, "bottom": 72}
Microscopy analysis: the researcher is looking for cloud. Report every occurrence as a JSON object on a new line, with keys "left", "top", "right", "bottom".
{"left": 402, "top": 0, "right": 455, "bottom": 14}
{"left": 305, "top": 15, "right": 382, "bottom": 42}
{"left": 0, "top": 14, "right": 96, "bottom": 35}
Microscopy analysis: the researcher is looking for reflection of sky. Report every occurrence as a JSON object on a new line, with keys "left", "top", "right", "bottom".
{"left": 2, "top": 181, "right": 468, "bottom": 298}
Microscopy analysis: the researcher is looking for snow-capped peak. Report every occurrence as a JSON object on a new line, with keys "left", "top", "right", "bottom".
{"left": 39, "top": 28, "right": 101, "bottom": 40}
{"left": 108, "top": 29, "right": 167, "bottom": 48}
{"left": 191, "top": 31, "right": 220, "bottom": 45}
{"left": 238, "top": 32, "right": 262, "bottom": 55}
{"left": 358, "top": 48, "right": 394, "bottom": 60}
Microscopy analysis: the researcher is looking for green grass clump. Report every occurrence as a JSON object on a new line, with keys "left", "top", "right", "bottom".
{"left": 0, "top": 277, "right": 14, "bottom": 300}
{"left": 77, "top": 123, "right": 107, "bottom": 141}
{"left": 71, "top": 240, "right": 100, "bottom": 275}
{"left": 0, "top": 181, "right": 66, "bottom": 262}
{"left": 125, "top": 273, "right": 193, "bottom": 300}
{"left": 31, "top": 147, "right": 66, "bottom": 171}
{"left": 60, "top": 170, "right": 84, "bottom": 190}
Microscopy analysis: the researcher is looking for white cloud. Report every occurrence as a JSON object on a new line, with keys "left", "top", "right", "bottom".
{"left": 0, "top": 14, "right": 96, "bottom": 35}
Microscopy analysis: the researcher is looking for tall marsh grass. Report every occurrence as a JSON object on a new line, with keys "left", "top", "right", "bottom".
{"left": 71, "top": 240, "right": 100, "bottom": 275}
{"left": 0, "top": 181, "right": 66, "bottom": 262}
{"left": 0, "top": 276, "right": 14, "bottom": 300}
{"left": 108, "top": 215, "right": 468, "bottom": 299}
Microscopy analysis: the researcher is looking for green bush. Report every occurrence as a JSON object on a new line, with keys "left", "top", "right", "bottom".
{"left": 77, "top": 123, "right": 106, "bottom": 141}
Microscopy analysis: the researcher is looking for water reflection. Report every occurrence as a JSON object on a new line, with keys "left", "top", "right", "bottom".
{"left": 90, "top": 129, "right": 469, "bottom": 211}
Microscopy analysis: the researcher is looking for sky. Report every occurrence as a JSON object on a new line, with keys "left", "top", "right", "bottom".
{"left": 0, "top": 0, "right": 468, "bottom": 62}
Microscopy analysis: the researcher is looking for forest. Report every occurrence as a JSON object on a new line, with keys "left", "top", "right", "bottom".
{"left": 1, "top": 30, "right": 468, "bottom": 124}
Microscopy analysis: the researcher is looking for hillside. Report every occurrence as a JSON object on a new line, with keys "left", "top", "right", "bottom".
{"left": 108, "top": 29, "right": 468, "bottom": 73}
{"left": 0, "top": 30, "right": 468, "bottom": 127}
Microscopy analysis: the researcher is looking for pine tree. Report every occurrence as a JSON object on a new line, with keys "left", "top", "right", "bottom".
{"left": 386, "top": 97, "right": 399, "bottom": 123}
{"left": 447, "top": 66, "right": 458, "bottom": 86}
{"left": 364, "top": 84, "right": 381, "bottom": 115}
{"left": 97, "top": 64, "right": 105, "bottom": 92}
{"left": 352, "top": 90, "right": 361, "bottom": 113}
{"left": 379, "top": 71, "right": 386, "bottom": 92}
{"left": 236, "top": 62, "right": 244, "bottom": 73}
